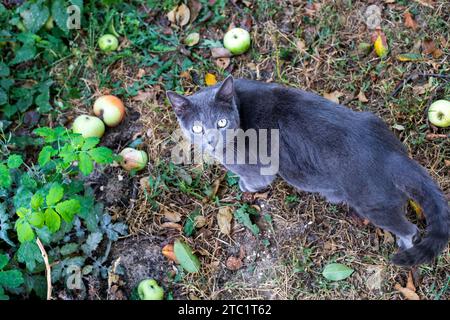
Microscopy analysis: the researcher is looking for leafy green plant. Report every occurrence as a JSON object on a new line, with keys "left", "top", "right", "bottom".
{"left": 234, "top": 204, "right": 260, "bottom": 236}
{"left": 0, "top": 127, "right": 126, "bottom": 299}
{"left": 0, "top": 254, "right": 24, "bottom": 300}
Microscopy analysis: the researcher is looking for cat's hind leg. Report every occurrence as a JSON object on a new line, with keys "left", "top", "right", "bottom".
{"left": 359, "top": 206, "right": 420, "bottom": 250}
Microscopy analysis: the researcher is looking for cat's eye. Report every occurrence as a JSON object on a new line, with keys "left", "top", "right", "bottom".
{"left": 217, "top": 119, "right": 228, "bottom": 128}
{"left": 192, "top": 125, "right": 203, "bottom": 134}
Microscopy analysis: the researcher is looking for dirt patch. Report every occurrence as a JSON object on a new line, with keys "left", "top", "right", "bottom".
{"left": 108, "top": 235, "right": 181, "bottom": 299}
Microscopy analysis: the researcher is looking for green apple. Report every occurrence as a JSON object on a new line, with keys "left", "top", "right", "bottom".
{"left": 137, "top": 279, "right": 164, "bottom": 300}
{"left": 428, "top": 99, "right": 450, "bottom": 128}
{"left": 72, "top": 115, "right": 105, "bottom": 138}
{"left": 223, "top": 28, "right": 251, "bottom": 55}
{"left": 119, "top": 148, "right": 148, "bottom": 171}
{"left": 98, "top": 34, "right": 119, "bottom": 52}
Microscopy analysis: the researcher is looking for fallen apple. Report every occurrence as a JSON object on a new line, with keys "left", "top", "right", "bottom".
{"left": 137, "top": 279, "right": 164, "bottom": 300}
{"left": 428, "top": 99, "right": 450, "bottom": 128}
{"left": 72, "top": 115, "right": 105, "bottom": 138}
{"left": 119, "top": 148, "right": 148, "bottom": 171}
{"left": 98, "top": 34, "right": 119, "bottom": 52}
{"left": 223, "top": 28, "right": 251, "bottom": 55}
{"left": 93, "top": 95, "right": 125, "bottom": 127}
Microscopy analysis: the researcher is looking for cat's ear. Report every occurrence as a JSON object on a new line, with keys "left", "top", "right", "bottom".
{"left": 215, "top": 75, "right": 234, "bottom": 103}
{"left": 166, "top": 91, "right": 190, "bottom": 116}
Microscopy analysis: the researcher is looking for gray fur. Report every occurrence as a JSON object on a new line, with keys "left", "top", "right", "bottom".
{"left": 167, "top": 76, "right": 450, "bottom": 266}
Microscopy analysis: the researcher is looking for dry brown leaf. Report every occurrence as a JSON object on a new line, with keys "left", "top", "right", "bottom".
{"left": 226, "top": 256, "right": 243, "bottom": 271}
{"left": 383, "top": 230, "right": 395, "bottom": 244}
{"left": 403, "top": 11, "right": 418, "bottom": 30}
{"left": 414, "top": 0, "right": 434, "bottom": 8}
{"left": 323, "top": 91, "right": 343, "bottom": 104}
{"left": 211, "top": 47, "right": 232, "bottom": 58}
{"left": 406, "top": 271, "right": 416, "bottom": 292}
{"left": 444, "top": 160, "right": 450, "bottom": 167}
{"left": 162, "top": 208, "right": 181, "bottom": 223}
{"left": 217, "top": 207, "right": 233, "bottom": 235}
{"left": 366, "top": 265, "right": 384, "bottom": 291}
{"left": 162, "top": 244, "right": 178, "bottom": 262}
{"left": 296, "top": 39, "right": 306, "bottom": 51}
{"left": 187, "top": 0, "right": 202, "bottom": 23}
{"left": 357, "top": 91, "right": 369, "bottom": 103}
{"left": 254, "top": 191, "right": 269, "bottom": 200}
{"left": 167, "top": 7, "right": 176, "bottom": 23}
{"left": 133, "top": 90, "right": 154, "bottom": 102}
{"left": 384, "top": 0, "right": 396, "bottom": 3}
{"left": 215, "top": 57, "right": 230, "bottom": 69}
{"left": 160, "top": 222, "right": 182, "bottom": 231}
{"left": 136, "top": 68, "right": 146, "bottom": 79}
{"left": 168, "top": 4, "right": 191, "bottom": 27}
{"left": 423, "top": 39, "right": 443, "bottom": 58}
{"left": 205, "top": 73, "right": 217, "bottom": 86}
{"left": 194, "top": 215, "right": 207, "bottom": 228}
{"left": 395, "top": 283, "right": 420, "bottom": 300}
{"left": 176, "top": 4, "right": 190, "bottom": 26}
{"left": 425, "top": 133, "right": 448, "bottom": 140}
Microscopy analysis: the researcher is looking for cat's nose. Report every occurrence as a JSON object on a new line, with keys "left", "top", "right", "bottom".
{"left": 207, "top": 136, "right": 218, "bottom": 147}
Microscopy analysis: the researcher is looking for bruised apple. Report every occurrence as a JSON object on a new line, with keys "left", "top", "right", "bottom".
{"left": 93, "top": 95, "right": 125, "bottom": 127}
{"left": 137, "top": 279, "right": 164, "bottom": 300}
{"left": 119, "top": 148, "right": 148, "bottom": 171}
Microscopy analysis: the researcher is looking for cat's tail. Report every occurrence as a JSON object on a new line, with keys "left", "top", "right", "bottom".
{"left": 391, "top": 155, "right": 449, "bottom": 266}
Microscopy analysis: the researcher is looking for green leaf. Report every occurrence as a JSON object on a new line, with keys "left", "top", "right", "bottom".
{"left": 33, "top": 127, "right": 57, "bottom": 143}
{"left": 0, "top": 89, "right": 7, "bottom": 105}
{"left": 173, "top": 240, "right": 201, "bottom": 273}
{"left": 0, "top": 62, "right": 10, "bottom": 77}
{"left": 45, "top": 208, "right": 61, "bottom": 233}
{"left": 51, "top": 0, "right": 69, "bottom": 33}
{"left": 78, "top": 152, "right": 94, "bottom": 175}
{"left": 31, "top": 193, "right": 44, "bottom": 210}
{"left": 20, "top": 2, "right": 50, "bottom": 33}
{"left": 59, "top": 144, "right": 77, "bottom": 163}
{"left": 11, "top": 44, "right": 36, "bottom": 65}
{"left": 0, "top": 270, "right": 24, "bottom": 289}
{"left": 29, "top": 211, "right": 45, "bottom": 228}
{"left": 0, "top": 254, "right": 8, "bottom": 270}
{"left": 0, "top": 164, "right": 12, "bottom": 188}
{"left": 396, "top": 53, "right": 423, "bottom": 62}
{"left": 38, "top": 146, "right": 57, "bottom": 166}
{"left": 88, "top": 147, "right": 113, "bottom": 164}
{"left": 17, "top": 242, "right": 43, "bottom": 272}
{"left": 82, "top": 137, "right": 100, "bottom": 151}
{"left": 35, "top": 89, "right": 51, "bottom": 113}
{"left": 55, "top": 199, "right": 80, "bottom": 222}
{"left": 0, "top": 204, "right": 14, "bottom": 246}
{"left": 60, "top": 243, "right": 79, "bottom": 255}
{"left": 234, "top": 204, "right": 260, "bottom": 236}
{"left": 81, "top": 232, "right": 103, "bottom": 256}
{"left": 46, "top": 183, "right": 64, "bottom": 206}
{"left": 16, "top": 219, "right": 35, "bottom": 243}
{"left": 7, "top": 154, "right": 23, "bottom": 169}
{"left": 322, "top": 263, "right": 354, "bottom": 281}
{"left": 183, "top": 209, "right": 200, "bottom": 237}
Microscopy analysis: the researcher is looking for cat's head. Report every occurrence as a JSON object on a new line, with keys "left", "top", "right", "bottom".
{"left": 166, "top": 75, "right": 240, "bottom": 153}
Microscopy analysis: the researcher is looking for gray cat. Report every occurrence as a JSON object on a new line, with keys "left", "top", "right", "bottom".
{"left": 167, "top": 75, "right": 449, "bottom": 267}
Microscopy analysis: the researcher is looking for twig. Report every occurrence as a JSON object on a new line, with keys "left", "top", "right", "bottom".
{"left": 391, "top": 72, "right": 450, "bottom": 97}
{"left": 36, "top": 238, "right": 52, "bottom": 300}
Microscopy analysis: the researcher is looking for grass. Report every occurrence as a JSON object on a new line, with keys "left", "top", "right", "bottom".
{"left": 3, "top": 0, "right": 448, "bottom": 300}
